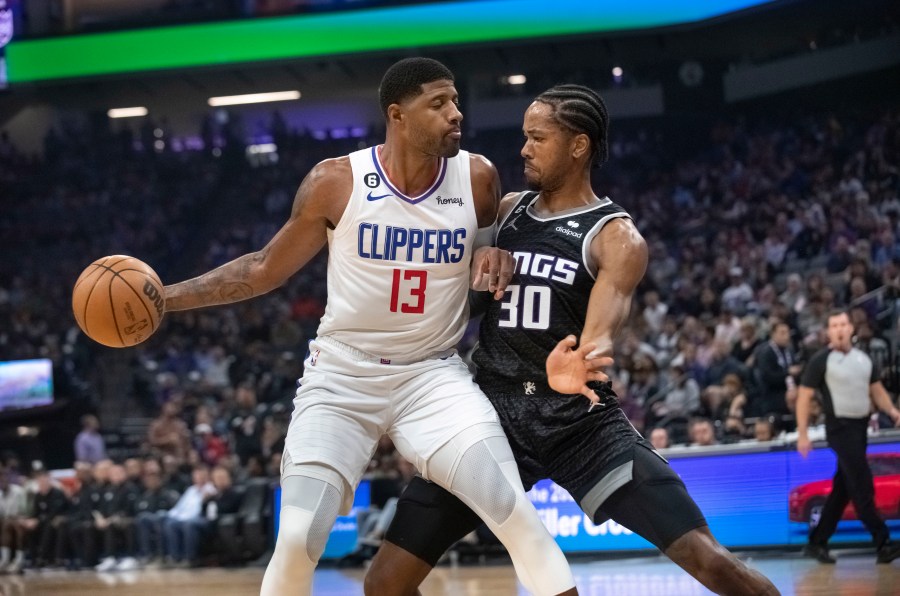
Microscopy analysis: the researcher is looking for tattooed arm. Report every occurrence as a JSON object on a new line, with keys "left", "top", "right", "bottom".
{"left": 164, "top": 158, "right": 351, "bottom": 312}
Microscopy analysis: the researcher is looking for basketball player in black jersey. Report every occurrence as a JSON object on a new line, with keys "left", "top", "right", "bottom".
{"left": 364, "top": 85, "right": 779, "bottom": 596}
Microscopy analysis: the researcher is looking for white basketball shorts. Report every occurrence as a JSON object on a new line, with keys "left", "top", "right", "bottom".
{"left": 283, "top": 336, "right": 505, "bottom": 514}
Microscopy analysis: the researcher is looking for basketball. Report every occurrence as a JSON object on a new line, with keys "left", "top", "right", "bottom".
{"left": 71, "top": 255, "right": 166, "bottom": 348}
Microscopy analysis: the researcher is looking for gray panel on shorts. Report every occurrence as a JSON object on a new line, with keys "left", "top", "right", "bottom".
{"left": 578, "top": 460, "right": 633, "bottom": 517}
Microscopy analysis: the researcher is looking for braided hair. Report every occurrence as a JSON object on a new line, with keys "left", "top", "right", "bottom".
{"left": 379, "top": 57, "right": 455, "bottom": 118}
{"left": 534, "top": 84, "right": 609, "bottom": 167}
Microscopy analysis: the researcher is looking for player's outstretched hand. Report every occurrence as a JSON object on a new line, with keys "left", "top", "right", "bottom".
{"left": 547, "top": 335, "right": 614, "bottom": 406}
{"left": 471, "top": 247, "right": 515, "bottom": 299}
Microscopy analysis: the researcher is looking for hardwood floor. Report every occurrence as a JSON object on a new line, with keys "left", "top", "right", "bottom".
{"left": 0, "top": 549, "right": 895, "bottom": 595}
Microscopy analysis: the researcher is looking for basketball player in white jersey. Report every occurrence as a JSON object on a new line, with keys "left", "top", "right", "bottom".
{"left": 163, "top": 58, "right": 578, "bottom": 595}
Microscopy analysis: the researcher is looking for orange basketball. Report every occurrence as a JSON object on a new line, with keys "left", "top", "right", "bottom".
{"left": 72, "top": 255, "right": 166, "bottom": 348}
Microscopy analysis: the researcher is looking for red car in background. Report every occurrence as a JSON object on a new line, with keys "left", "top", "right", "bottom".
{"left": 789, "top": 453, "right": 900, "bottom": 529}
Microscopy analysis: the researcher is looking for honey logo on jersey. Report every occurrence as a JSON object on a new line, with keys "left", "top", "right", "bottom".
{"left": 435, "top": 195, "right": 464, "bottom": 207}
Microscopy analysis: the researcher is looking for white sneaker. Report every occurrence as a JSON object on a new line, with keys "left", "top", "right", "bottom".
{"left": 115, "top": 557, "right": 140, "bottom": 571}
{"left": 95, "top": 556, "right": 117, "bottom": 572}
{"left": 6, "top": 558, "right": 23, "bottom": 574}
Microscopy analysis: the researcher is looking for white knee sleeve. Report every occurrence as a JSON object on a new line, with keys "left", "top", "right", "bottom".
{"left": 428, "top": 431, "right": 575, "bottom": 596}
{"left": 260, "top": 475, "right": 343, "bottom": 596}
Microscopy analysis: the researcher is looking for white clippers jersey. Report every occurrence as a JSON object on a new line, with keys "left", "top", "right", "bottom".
{"left": 315, "top": 146, "right": 478, "bottom": 360}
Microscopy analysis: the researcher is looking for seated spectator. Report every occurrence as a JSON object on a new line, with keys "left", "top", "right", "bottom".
{"left": 164, "top": 465, "right": 214, "bottom": 567}
{"left": 0, "top": 467, "right": 29, "bottom": 574}
{"left": 653, "top": 315, "right": 681, "bottom": 367}
{"left": 148, "top": 402, "right": 192, "bottom": 461}
{"left": 162, "top": 454, "right": 191, "bottom": 495}
{"left": 204, "top": 466, "right": 244, "bottom": 565}
{"left": 754, "top": 418, "right": 777, "bottom": 442}
{"left": 94, "top": 465, "right": 140, "bottom": 572}
{"left": 649, "top": 427, "right": 671, "bottom": 450}
{"left": 642, "top": 290, "right": 668, "bottom": 336}
{"left": 123, "top": 458, "right": 144, "bottom": 492}
{"left": 61, "top": 459, "right": 112, "bottom": 569}
{"left": 228, "top": 384, "right": 264, "bottom": 466}
{"left": 646, "top": 363, "right": 700, "bottom": 429}
{"left": 134, "top": 463, "right": 180, "bottom": 567}
{"left": 732, "top": 317, "right": 762, "bottom": 366}
{"left": 194, "top": 424, "right": 229, "bottom": 467}
{"left": 688, "top": 418, "right": 718, "bottom": 447}
{"left": 21, "top": 471, "right": 69, "bottom": 570}
{"left": 779, "top": 274, "right": 806, "bottom": 313}
{"left": 704, "top": 340, "right": 746, "bottom": 388}
{"left": 721, "top": 374, "right": 749, "bottom": 440}
{"left": 721, "top": 267, "right": 754, "bottom": 315}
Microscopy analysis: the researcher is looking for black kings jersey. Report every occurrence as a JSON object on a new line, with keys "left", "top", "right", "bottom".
{"left": 473, "top": 191, "right": 631, "bottom": 392}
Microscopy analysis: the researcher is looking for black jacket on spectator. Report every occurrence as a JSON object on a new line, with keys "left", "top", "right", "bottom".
{"left": 751, "top": 341, "right": 795, "bottom": 416}
{"left": 135, "top": 487, "right": 180, "bottom": 514}
{"left": 100, "top": 483, "right": 140, "bottom": 518}
{"left": 69, "top": 481, "right": 102, "bottom": 521}
{"left": 33, "top": 487, "right": 69, "bottom": 521}
{"left": 205, "top": 487, "right": 243, "bottom": 519}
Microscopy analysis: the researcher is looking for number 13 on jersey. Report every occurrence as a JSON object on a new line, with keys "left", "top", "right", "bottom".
{"left": 390, "top": 269, "right": 427, "bottom": 313}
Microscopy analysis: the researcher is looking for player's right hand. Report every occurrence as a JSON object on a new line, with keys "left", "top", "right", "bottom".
{"left": 471, "top": 246, "right": 515, "bottom": 299}
{"left": 797, "top": 434, "right": 812, "bottom": 458}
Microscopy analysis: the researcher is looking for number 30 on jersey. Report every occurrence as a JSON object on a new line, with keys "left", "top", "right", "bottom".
{"left": 498, "top": 284, "right": 550, "bottom": 329}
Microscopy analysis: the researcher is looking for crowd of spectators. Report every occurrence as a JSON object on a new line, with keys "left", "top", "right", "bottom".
{"left": 1, "top": 97, "right": 900, "bottom": 571}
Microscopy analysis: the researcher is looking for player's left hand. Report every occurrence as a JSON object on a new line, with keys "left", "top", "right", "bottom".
{"left": 471, "top": 247, "right": 515, "bottom": 299}
{"left": 547, "top": 335, "right": 614, "bottom": 406}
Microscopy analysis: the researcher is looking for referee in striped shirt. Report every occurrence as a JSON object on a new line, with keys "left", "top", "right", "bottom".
{"left": 796, "top": 310, "right": 900, "bottom": 564}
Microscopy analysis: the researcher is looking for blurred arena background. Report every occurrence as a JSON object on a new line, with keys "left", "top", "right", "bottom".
{"left": 0, "top": 0, "right": 899, "bottom": 593}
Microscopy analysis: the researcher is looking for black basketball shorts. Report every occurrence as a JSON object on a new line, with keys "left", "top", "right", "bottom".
{"left": 385, "top": 443, "right": 707, "bottom": 566}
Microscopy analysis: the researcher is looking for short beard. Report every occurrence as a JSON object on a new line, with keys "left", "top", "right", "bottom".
{"left": 438, "top": 138, "right": 461, "bottom": 158}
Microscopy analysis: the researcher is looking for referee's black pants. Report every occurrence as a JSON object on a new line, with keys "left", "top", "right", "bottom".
{"left": 809, "top": 418, "right": 889, "bottom": 548}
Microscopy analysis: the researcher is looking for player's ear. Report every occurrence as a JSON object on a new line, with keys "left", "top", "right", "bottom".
{"left": 572, "top": 133, "right": 590, "bottom": 161}
{"left": 386, "top": 103, "right": 404, "bottom": 127}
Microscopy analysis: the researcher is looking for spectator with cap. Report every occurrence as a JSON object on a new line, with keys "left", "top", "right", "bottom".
{"left": 194, "top": 424, "right": 229, "bottom": 467}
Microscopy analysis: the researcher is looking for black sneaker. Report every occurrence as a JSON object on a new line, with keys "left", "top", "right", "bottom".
{"left": 877, "top": 541, "right": 900, "bottom": 564}
{"left": 803, "top": 544, "right": 836, "bottom": 564}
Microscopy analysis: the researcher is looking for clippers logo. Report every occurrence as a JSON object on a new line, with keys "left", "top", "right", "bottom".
{"left": 142, "top": 281, "right": 165, "bottom": 319}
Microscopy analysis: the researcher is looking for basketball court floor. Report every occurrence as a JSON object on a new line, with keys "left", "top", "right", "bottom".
{"left": 1, "top": 549, "right": 895, "bottom": 595}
